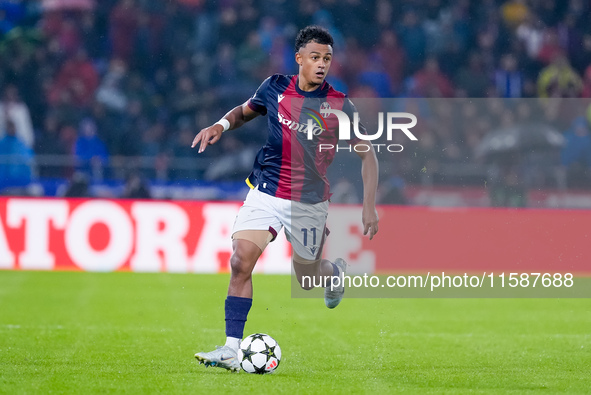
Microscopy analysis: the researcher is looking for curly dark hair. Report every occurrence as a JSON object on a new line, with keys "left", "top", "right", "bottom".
{"left": 295, "top": 25, "right": 334, "bottom": 52}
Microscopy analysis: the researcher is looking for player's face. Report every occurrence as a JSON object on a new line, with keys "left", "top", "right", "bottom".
{"left": 296, "top": 41, "right": 333, "bottom": 88}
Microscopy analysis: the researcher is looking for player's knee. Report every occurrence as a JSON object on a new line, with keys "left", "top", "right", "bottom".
{"left": 230, "top": 252, "right": 253, "bottom": 279}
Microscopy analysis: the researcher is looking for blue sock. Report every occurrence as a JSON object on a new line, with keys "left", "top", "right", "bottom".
{"left": 225, "top": 296, "right": 253, "bottom": 339}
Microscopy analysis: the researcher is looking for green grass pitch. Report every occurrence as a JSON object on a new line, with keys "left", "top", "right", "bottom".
{"left": 0, "top": 271, "right": 589, "bottom": 394}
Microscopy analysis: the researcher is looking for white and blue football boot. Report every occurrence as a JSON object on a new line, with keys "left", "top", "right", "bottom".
{"left": 195, "top": 345, "right": 240, "bottom": 372}
{"left": 324, "top": 258, "right": 348, "bottom": 309}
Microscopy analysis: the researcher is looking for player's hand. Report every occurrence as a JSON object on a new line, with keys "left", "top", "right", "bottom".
{"left": 362, "top": 205, "right": 379, "bottom": 240}
{"left": 191, "top": 124, "right": 224, "bottom": 153}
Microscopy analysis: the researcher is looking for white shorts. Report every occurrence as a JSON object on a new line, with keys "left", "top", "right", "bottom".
{"left": 232, "top": 187, "right": 329, "bottom": 261}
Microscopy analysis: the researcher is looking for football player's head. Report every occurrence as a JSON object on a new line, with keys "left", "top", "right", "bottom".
{"left": 295, "top": 26, "right": 334, "bottom": 88}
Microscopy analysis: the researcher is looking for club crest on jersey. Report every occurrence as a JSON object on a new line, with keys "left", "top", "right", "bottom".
{"left": 320, "top": 102, "right": 331, "bottom": 117}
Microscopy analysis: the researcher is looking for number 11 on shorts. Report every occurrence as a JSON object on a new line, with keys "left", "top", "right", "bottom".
{"left": 301, "top": 227, "right": 317, "bottom": 246}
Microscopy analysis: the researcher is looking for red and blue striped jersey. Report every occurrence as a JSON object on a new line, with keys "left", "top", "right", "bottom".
{"left": 246, "top": 74, "right": 362, "bottom": 204}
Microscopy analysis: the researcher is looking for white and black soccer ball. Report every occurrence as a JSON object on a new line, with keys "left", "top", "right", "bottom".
{"left": 238, "top": 333, "right": 281, "bottom": 374}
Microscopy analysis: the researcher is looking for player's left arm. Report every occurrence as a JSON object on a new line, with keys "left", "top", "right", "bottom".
{"left": 354, "top": 141, "right": 379, "bottom": 240}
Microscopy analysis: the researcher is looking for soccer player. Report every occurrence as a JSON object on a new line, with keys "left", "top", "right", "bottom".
{"left": 193, "top": 26, "right": 379, "bottom": 371}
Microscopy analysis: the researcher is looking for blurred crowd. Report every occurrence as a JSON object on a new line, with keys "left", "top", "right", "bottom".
{"left": 1, "top": 0, "right": 591, "bottom": 201}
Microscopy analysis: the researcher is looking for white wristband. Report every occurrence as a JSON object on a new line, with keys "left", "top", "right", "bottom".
{"left": 214, "top": 118, "right": 230, "bottom": 132}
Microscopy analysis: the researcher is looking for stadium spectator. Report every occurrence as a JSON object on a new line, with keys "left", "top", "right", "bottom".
{"left": 423, "top": 2, "right": 469, "bottom": 65}
{"left": 138, "top": 122, "right": 166, "bottom": 179}
{"left": 79, "top": 11, "right": 104, "bottom": 60}
{"left": 267, "top": 34, "right": 297, "bottom": 76}
{"left": 35, "top": 113, "right": 69, "bottom": 178}
{"left": 340, "top": 37, "right": 368, "bottom": 86}
{"left": 537, "top": 55, "right": 582, "bottom": 98}
{"left": 408, "top": 57, "right": 455, "bottom": 97}
{"left": 495, "top": 53, "right": 524, "bottom": 98}
{"left": 236, "top": 31, "right": 267, "bottom": 83}
{"left": 515, "top": 14, "right": 545, "bottom": 59}
{"left": 111, "top": 98, "right": 144, "bottom": 157}
{"left": 170, "top": 117, "right": 201, "bottom": 180}
{"left": 537, "top": 29, "right": 565, "bottom": 65}
{"left": 63, "top": 171, "right": 90, "bottom": 198}
{"left": 455, "top": 52, "right": 491, "bottom": 97}
{"left": 95, "top": 59, "right": 129, "bottom": 113}
{"left": 139, "top": 122, "right": 166, "bottom": 159}
{"left": 109, "top": 0, "right": 139, "bottom": 63}
{"left": 0, "top": 119, "right": 33, "bottom": 192}
{"left": 501, "top": 0, "right": 530, "bottom": 29}
{"left": 74, "top": 118, "right": 109, "bottom": 180}
{"left": 580, "top": 66, "right": 591, "bottom": 98}
{"left": 170, "top": 75, "right": 202, "bottom": 121}
{"left": 375, "top": 0, "right": 394, "bottom": 31}
{"left": 0, "top": 85, "right": 34, "bottom": 148}
{"left": 55, "top": 18, "right": 82, "bottom": 56}
{"left": 89, "top": 100, "right": 122, "bottom": 157}
{"left": 558, "top": 13, "right": 583, "bottom": 66}
{"left": 0, "top": 8, "right": 15, "bottom": 35}
{"left": 533, "top": 0, "right": 561, "bottom": 27}
{"left": 371, "top": 30, "right": 406, "bottom": 95}
{"left": 561, "top": 116, "right": 591, "bottom": 187}
{"left": 122, "top": 172, "right": 151, "bottom": 199}
{"left": 357, "top": 62, "right": 393, "bottom": 98}
{"left": 257, "top": 16, "right": 282, "bottom": 53}
{"left": 58, "top": 123, "right": 78, "bottom": 156}
{"left": 397, "top": 9, "right": 427, "bottom": 73}
{"left": 133, "top": 8, "right": 167, "bottom": 73}
{"left": 48, "top": 48, "right": 99, "bottom": 108}
{"left": 0, "top": 0, "right": 24, "bottom": 27}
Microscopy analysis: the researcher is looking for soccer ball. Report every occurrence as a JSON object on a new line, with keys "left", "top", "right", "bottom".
{"left": 238, "top": 333, "right": 281, "bottom": 374}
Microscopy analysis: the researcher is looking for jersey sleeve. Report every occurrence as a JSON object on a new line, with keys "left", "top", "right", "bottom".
{"left": 342, "top": 98, "right": 367, "bottom": 145}
{"left": 247, "top": 76, "right": 272, "bottom": 116}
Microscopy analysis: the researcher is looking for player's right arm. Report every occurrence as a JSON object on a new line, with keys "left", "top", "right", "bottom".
{"left": 191, "top": 101, "right": 261, "bottom": 153}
